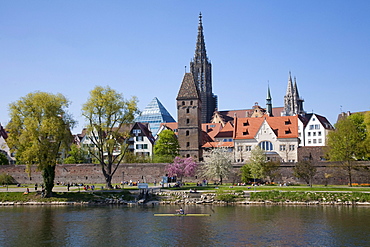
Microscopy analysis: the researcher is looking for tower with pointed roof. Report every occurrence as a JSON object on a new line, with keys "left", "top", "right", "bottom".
{"left": 266, "top": 85, "right": 273, "bottom": 116}
{"left": 190, "top": 13, "right": 217, "bottom": 124}
{"left": 282, "top": 72, "right": 305, "bottom": 116}
{"left": 176, "top": 73, "right": 202, "bottom": 161}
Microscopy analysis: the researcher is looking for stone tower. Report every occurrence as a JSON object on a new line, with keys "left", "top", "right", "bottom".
{"left": 282, "top": 72, "right": 305, "bottom": 116}
{"left": 176, "top": 73, "right": 202, "bottom": 161}
{"left": 190, "top": 13, "right": 217, "bottom": 123}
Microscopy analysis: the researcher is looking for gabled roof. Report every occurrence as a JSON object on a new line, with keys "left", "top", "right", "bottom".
{"left": 214, "top": 107, "right": 285, "bottom": 124}
{"left": 234, "top": 115, "right": 299, "bottom": 140}
{"left": 0, "top": 123, "right": 8, "bottom": 139}
{"left": 214, "top": 121, "right": 234, "bottom": 139}
{"left": 176, "top": 73, "right": 200, "bottom": 100}
{"left": 202, "top": 123, "right": 223, "bottom": 140}
{"left": 132, "top": 122, "right": 155, "bottom": 144}
{"left": 303, "top": 113, "right": 334, "bottom": 130}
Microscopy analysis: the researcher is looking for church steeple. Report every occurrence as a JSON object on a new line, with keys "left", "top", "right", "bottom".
{"left": 283, "top": 72, "right": 305, "bottom": 116}
{"left": 190, "top": 13, "right": 217, "bottom": 123}
{"left": 266, "top": 84, "right": 273, "bottom": 116}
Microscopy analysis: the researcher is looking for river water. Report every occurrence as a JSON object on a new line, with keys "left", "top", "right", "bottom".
{"left": 0, "top": 205, "right": 369, "bottom": 247}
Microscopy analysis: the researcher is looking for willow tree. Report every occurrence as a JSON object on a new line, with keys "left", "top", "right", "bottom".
{"left": 82, "top": 86, "right": 139, "bottom": 189}
{"left": 7, "top": 92, "right": 74, "bottom": 197}
{"left": 202, "top": 147, "right": 233, "bottom": 184}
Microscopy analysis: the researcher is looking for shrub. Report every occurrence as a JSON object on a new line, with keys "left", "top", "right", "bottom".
{"left": 0, "top": 173, "right": 16, "bottom": 185}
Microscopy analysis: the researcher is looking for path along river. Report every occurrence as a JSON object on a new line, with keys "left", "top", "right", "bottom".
{"left": 0, "top": 204, "right": 369, "bottom": 246}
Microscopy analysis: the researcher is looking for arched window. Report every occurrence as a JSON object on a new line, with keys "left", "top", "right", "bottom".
{"left": 186, "top": 108, "right": 190, "bottom": 114}
{"left": 259, "top": 141, "right": 273, "bottom": 151}
{"left": 186, "top": 130, "right": 189, "bottom": 136}
{"left": 182, "top": 101, "right": 185, "bottom": 106}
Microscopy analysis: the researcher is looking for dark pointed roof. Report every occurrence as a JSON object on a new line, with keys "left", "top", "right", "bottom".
{"left": 177, "top": 73, "right": 200, "bottom": 100}
{"left": 194, "top": 12, "right": 208, "bottom": 63}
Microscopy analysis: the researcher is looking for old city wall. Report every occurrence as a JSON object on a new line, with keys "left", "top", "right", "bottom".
{"left": 1, "top": 161, "right": 370, "bottom": 186}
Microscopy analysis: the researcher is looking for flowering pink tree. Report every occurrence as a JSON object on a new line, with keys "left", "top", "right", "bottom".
{"left": 166, "top": 157, "right": 198, "bottom": 181}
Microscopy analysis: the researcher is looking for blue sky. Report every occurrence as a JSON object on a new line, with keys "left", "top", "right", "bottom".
{"left": 1, "top": 1, "right": 370, "bottom": 133}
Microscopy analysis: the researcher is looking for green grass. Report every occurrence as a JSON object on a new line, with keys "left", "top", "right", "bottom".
{"left": 0, "top": 191, "right": 133, "bottom": 203}
{"left": 250, "top": 190, "right": 370, "bottom": 203}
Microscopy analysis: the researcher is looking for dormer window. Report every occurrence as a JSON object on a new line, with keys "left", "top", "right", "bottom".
{"left": 243, "top": 130, "right": 249, "bottom": 135}
{"left": 285, "top": 119, "right": 291, "bottom": 125}
{"left": 243, "top": 120, "right": 249, "bottom": 126}
{"left": 285, "top": 129, "right": 292, "bottom": 134}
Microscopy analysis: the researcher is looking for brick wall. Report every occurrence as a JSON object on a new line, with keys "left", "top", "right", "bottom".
{"left": 1, "top": 161, "right": 369, "bottom": 186}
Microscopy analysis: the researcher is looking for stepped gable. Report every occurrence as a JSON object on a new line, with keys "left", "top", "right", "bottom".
{"left": 176, "top": 73, "right": 200, "bottom": 100}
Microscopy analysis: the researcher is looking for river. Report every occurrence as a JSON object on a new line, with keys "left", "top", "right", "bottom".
{"left": 0, "top": 205, "right": 369, "bottom": 247}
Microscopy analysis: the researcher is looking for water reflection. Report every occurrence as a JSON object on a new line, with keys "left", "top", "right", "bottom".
{"left": 0, "top": 205, "right": 369, "bottom": 247}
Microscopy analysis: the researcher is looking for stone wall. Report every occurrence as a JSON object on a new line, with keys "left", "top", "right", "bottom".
{"left": 1, "top": 161, "right": 369, "bottom": 186}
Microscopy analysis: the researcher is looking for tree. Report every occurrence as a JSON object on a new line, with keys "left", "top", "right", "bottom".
{"left": 0, "top": 152, "right": 9, "bottom": 165}
{"left": 263, "top": 160, "right": 280, "bottom": 183}
{"left": 202, "top": 147, "right": 233, "bottom": 184}
{"left": 82, "top": 86, "right": 139, "bottom": 189}
{"left": 242, "top": 146, "right": 266, "bottom": 185}
{"left": 166, "top": 156, "right": 198, "bottom": 181}
{"left": 7, "top": 92, "right": 74, "bottom": 197}
{"left": 293, "top": 159, "right": 317, "bottom": 187}
{"left": 153, "top": 129, "right": 179, "bottom": 163}
{"left": 64, "top": 144, "right": 88, "bottom": 164}
{"left": 326, "top": 117, "right": 363, "bottom": 186}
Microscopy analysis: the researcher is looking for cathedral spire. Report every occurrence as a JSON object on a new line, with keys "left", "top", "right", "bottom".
{"left": 190, "top": 13, "right": 217, "bottom": 123}
{"left": 194, "top": 12, "right": 208, "bottom": 64}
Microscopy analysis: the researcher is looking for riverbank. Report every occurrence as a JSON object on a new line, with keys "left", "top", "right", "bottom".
{"left": 1, "top": 187, "right": 370, "bottom": 206}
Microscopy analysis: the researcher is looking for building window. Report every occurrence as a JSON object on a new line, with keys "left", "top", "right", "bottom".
{"left": 133, "top": 129, "right": 141, "bottom": 134}
{"left": 259, "top": 141, "right": 273, "bottom": 151}
{"left": 280, "top": 145, "right": 286, "bottom": 151}
{"left": 309, "top": 125, "right": 314, "bottom": 130}
{"left": 136, "top": 144, "right": 148, "bottom": 149}
{"left": 318, "top": 131, "right": 322, "bottom": 136}
{"left": 186, "top": 119, "right": 190, "bottom": 124}
{"left": 313, "top": 139, "right": 317, "bottom": 144}
{"left": 318, "top": 139, "right": 322, "bottom": 143}
{"left": 186, "top": 142, "right": 190, "bottom": 147}
{"left": 308, "top": 139, "right": 311, "bottom": 144}
{"left": 313, "top": 132, "right": 316, "bottom": 136}
{"left": 186, "top": 130, "right": 189, "bottom": 136}
{"left": 182, "top": 101, "right": 185, "bottom": 106}
{"left": 237, "top": 146, "right": 243, "bottom": 151}
{"left": 136, "top": 136, "right": 143, "bottom": 141}
{"left": 243, "top": 130, "right": 249, "bottom": 135}
{"left": 289, "top": 145, "right": 295, "bottom": 151}
{"left": 246, "top": 146, "right": 252, "bottom": 151}
{"left": 186, "top": 108, "right": 190, "bottom": 114}
{"left": 190, "top": 101, "right": 193, "bottom": 105}
{"left": 315, "top": 124, "right": 320, "bottom": 129}
{"left": 308, "top": 132, "right": 311, "bottom": 137}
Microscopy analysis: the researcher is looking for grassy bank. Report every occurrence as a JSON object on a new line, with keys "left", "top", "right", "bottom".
{"left": 0, "top": 191, "right": 133, "bottom": 203}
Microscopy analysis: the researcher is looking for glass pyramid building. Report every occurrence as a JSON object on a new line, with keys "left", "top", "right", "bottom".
{"left": 134, "top": 97, "right": 176, "bottom": 137}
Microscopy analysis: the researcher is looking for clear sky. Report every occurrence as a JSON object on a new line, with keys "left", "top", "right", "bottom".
{"left": 1, "top": 1, "right": 370, "bottom": 133}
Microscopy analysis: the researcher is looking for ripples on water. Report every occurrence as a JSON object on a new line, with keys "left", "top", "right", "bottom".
{"left": 0, "top": 205, "right": 369, "bottom": 247}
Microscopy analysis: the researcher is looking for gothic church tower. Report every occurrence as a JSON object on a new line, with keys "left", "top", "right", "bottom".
{"left": 282, "top": 72, "right": 305, "bottom": 116}
{"left": 176, "top": 73, "right": 202, "bottom": 161}
{"left": 190, "top": 13, "right": 217, "bottom": 123}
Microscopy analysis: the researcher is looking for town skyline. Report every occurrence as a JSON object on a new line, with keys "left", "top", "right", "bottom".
{"left": 1, "top": 1, "right": 370, "bottom": 133}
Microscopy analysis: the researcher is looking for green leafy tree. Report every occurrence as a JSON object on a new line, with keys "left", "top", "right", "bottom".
{"left": 153, "top": 129, "right": 179, "bottom": 163}
{"left": 293, "top": 159, "right": 317, "bottom": 187}
{"left": 7, "top": 92, "right": 74, "bottom": 197}
{"left": 82, "top": 86, "right": 139, "bottom": 189}
{"left": 0, "top": 152, "right": 9, "bottom": 165}
{"left": 326, "top": 117, "right": 364, "bottom": 186}
{"left": 202, "top": 147, "right": 233, "bottom": 184}
{"left": 242, "top": 146, "right": 266, "bottom": 184}
{"left": 64, "top": 144, "right": 88, "bottom": 164}
{"left": 263, "top": 160, "right": 280, "bottom": 183}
